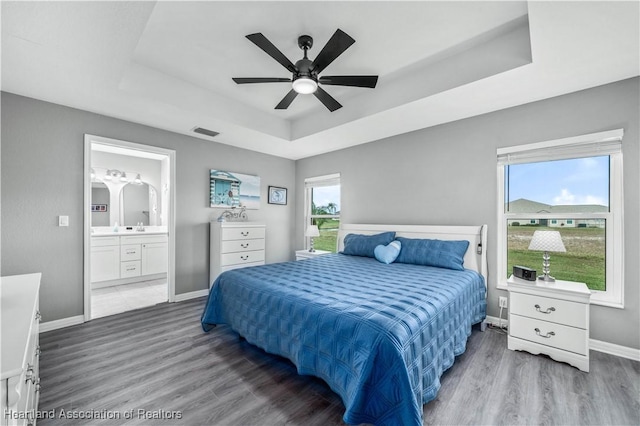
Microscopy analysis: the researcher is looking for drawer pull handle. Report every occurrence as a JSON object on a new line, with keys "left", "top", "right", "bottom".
{"left": 241, "top": 243, "right": 249, "bottom": 248}
{"left": 126, "top": 250, "right": 136, "bottom": 254}
{"left": 241, "top": 231, "right": 249, "bottom": 236}
{"left": 534, "top": 328, "right": 555, "bottom": 338}
{"left": 241, "top": 255, "right": 249, "bottom": 261}
{"left": 126, "top": 267, "right": 136, "bottom": 271}
{"left": 534, "top": 304, "right": 556, "bottom": 314}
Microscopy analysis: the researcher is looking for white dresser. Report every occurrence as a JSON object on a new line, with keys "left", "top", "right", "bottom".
{"left": 209, "top": 222, "right": 266, "bottom": 288}
{"left": 507, "top": 276, "right": 591, "bottom": 372}
{"left": 1, "top": 273, "right": 42, "bottom": 426}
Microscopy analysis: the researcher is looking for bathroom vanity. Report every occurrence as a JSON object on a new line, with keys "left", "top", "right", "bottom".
{"left": 91, "top": 228, "right": 168, "bottom": 287}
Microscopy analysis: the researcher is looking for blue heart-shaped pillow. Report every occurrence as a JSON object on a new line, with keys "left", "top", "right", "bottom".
{"left": 374, "top": 240, "right": 402, "bottom": 264}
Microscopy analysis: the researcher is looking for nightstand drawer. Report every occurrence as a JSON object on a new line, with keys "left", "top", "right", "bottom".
{"left": 222, "top": 227, "right": 266, "bottom": 241}
{"left": 221, "top": 250, "right": 265, "bottom": 266}
{"left": 510, "top": 292, "right": 587, "bottom": 329}
{"left": 221, "top": 239, "right": 265, "bottom": 253}
{"left": 510, "top": 314, "right": 588, "bottom": 355}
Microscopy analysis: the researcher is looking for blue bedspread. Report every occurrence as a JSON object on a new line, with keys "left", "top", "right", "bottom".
{"left": 201, "top": 254, "right": 486, "bottom": 426}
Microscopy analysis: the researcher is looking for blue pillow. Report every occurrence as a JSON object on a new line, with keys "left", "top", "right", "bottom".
{"left": 342, "top": 232, "right": 396, "bottom": 258}
{"left": 395, "top": 237, "right": 469, "bottom": 270}
{"left": 374, "top": 240, "right": 402, "bottom": 264}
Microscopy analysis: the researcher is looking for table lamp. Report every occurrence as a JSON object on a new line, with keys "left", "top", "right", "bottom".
{"left": 528, "top": 230, "right": 566, "bottom": 282}
{"left": 305, "top": 225, "right": 320, "bottom": 252}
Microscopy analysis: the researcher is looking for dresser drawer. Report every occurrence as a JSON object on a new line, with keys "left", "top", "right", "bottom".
{"left": 121, "top": 261, "right": 142, "bottom": 278}
{"left": 221, "top": 238, "right": 265, "bottom": 253}
{"left": 221, "top": 250, "right": 265, "bottom": 266}
{"left": 510, "top": 314, "right": 588, "bottom": 355}
{"left": 510, "top": 292, "right": 587, "bottom": 329}
{"left": 221, "top": 227, "right": 266, "bottom": 241}
{"left": 121, "top": 244, "right": 142, "bottom": 262}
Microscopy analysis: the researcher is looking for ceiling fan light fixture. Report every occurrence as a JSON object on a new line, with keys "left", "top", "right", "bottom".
{"left": 292, "top": 76, "right": 318, "bottom": 94}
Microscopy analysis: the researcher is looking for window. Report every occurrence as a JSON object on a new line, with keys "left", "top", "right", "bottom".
{"left": 497, "top": 129, "right": 624, "bottom": 307}
{"left": 304, "top": 173, "right": 341, "bottom": 252}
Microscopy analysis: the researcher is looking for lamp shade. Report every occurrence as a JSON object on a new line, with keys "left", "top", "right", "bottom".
{"left": 528, "top": 230, "right": 566, "bottom": 253}
{"left": 305, "top": 225, "right": 320, "bottom": 238}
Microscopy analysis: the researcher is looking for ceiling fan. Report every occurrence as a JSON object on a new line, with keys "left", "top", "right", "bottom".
{"left": 232, "top": 29, "right": 378, "bottom": 112}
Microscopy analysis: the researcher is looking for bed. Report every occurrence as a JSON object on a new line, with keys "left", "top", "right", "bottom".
{"left": 201, "top": 224, "right": 488, "bottom": 426}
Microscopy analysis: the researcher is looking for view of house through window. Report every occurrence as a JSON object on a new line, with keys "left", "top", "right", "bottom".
{"left": 305, "top": 174, "right": 340, "bottom": 252}
{"left": 504, "top": 156, "right": 609, "bottom": 291}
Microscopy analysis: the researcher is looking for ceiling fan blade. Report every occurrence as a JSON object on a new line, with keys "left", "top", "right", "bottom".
{"left": 319, "top": 75, "right": 378, "bottom": 88}
{"left": 314, "top": 87, "right": 342, "bottom": 112}
{"left": 311, "top": 29, "right": 355, "bottom": 75}
{"left": 246, "top": 33, "right": 297, "bottom": 74}
{"left": 233, "top": 77, "right": 292, "bottom": 84}
{"left": 275, "top": 89, "right": 298, "bottom": 109}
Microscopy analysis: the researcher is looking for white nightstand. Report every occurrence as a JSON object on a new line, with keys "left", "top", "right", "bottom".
{"left": 295, "top": 249, "right": 331, "bottom": 261}
{"left": 507, "top": 275, "right": 591, "bottom": 372}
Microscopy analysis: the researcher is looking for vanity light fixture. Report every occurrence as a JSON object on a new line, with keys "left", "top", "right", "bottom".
{"left": 99, "top": 168, "right": 142, "bottom": 184}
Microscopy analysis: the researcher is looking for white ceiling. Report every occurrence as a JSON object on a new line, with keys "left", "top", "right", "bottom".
{"left": 2, "top": 1, "right": 638, "bottom": 160}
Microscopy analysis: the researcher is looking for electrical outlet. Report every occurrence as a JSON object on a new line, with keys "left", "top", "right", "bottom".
{"left": 499, "top": 296, "right": 508, "bottom": 308}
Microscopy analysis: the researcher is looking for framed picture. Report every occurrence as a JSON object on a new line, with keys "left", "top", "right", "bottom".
{"left": 210, "top": 170, "right": 261, "bottom": 209}
{"left": 268, "top": 186, "right": 287, "bottom": 205}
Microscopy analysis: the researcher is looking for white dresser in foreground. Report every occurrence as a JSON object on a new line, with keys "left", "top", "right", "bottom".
{"left": 209, "top": 222, "right": 266, "bottom": 288}
{"left": 1, "top": 273, "right": 42, "bottom": 426}
{"left": 507, "top": 275, "right": 591, "bottom": 372}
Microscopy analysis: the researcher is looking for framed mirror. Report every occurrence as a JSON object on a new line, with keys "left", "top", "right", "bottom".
{"left": 121, "top": 182, "right": 158, "bottom": 226}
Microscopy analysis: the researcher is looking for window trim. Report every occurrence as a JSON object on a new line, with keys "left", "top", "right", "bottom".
{"left": 496, "top": 129, "right": 624, "bottom": 308}
{"left": 304, "top": 173, "right": 341, "bottom": 251}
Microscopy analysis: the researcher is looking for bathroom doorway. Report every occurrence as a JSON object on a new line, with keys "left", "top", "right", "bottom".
{"left": 83, "top": 135, "right": 176, "bottom": 320}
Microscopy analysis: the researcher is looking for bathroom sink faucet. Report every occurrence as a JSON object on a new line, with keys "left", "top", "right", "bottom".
{"left": 136, "top": 222, "right": 145, "bottom": 232}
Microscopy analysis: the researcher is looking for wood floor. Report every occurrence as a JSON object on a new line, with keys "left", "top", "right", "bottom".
{"left": 38, "top": 297, "right": 640, "bottom": 425}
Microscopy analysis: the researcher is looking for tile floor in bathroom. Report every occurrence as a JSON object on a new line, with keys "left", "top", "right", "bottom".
{"left": 91, "top": 279, "right": 168, "bottom": 319}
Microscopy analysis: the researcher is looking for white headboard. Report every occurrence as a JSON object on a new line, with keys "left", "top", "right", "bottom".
{"left": 337, "top": 224, "right": 488, "bottom": 284}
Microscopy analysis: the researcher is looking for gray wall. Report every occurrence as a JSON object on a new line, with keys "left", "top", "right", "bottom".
{"left": 1, "top": 92, "right": 296, "bottom": 322}
{"left": 295, "top": 77, "right": 640, "bottom": 350}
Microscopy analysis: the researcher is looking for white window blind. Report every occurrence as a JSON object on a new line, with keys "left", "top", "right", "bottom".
{"left": 304, "top": 173, "right": 340, "bottom": 188}
{"left": 497, "top": 129, "right": 623, "bottom": 165}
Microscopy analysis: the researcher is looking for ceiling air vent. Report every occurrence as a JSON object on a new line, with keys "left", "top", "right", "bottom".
{"left": 192, "top": 127, "right": 219, "bottom": 138}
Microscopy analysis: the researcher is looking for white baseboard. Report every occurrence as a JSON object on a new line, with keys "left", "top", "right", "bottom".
{"left": 39, "top": 315, "right": 84, "bottom": 333}
{"left": 173, "top": 289, "right": 209, "bottom": 302}
{"left": 590, "top": 338, "right": 640, "bottom": 361}
{"left": 484, "top": 315, "right": 640, "bottom": 361}
{"left": 485, "top": 315, "right": 507, "bottom": 328}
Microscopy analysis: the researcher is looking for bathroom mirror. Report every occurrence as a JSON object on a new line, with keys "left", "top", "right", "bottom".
{"left": 90, "top": 182, "right": 110, "bottom": 226}
{"left": 121, "top": 182, "right": 158, "bottom": 226}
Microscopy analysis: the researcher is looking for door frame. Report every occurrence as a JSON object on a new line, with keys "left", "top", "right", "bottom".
{"left": 83, "top": 134, "right": 177, "bottom": 321}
